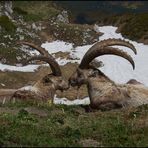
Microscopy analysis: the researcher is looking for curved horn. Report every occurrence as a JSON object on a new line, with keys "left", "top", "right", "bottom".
{"left": 25, "top": 55, "right": 62, "bottom": 76}
{"left": 87, "top": 38, "right": 137, "bottom": 55}
{"left": 17, "top": 41, "right": 49, "bottom": 56}
{"left": 79, "top": 46, "right": 135, "bottom": 69}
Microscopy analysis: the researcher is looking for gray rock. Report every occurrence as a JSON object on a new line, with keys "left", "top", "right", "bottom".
{"left": 0, "top": 1, "right": 13, "bottom": 19}
{"left": 56, "top": 10, "right": 69, "bottom": 23}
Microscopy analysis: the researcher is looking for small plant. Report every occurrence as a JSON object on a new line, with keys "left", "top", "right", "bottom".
{"left": 17, "top": 109, "right": 29, "bottom": 118}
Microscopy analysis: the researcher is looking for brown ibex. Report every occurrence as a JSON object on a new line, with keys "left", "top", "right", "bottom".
{"left": 69, "top": 38, "right": 148, "bottom": 111}
{"left": 0, "top": 41, "right": 69, "bottom": 103}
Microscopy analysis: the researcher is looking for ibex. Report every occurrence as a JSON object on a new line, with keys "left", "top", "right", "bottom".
{"left": 69, "top": 38, "right": 148, "bottom": 110}
{"left": 0, "top": 41, "right": 69, "bottom": 103}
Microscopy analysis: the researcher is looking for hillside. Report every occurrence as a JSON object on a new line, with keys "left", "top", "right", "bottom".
{"left": 96, "top": 12, "right": 148, "bottom": 44}
{"left": 0, "top": 1, "right": 147, "bottom": 65}
{"left": 0, "top": 1, "right": 148, "bottom": 147}
{"left": 0, "top": 101, "right": 148, "bottom": 147}
{"left": 56, "top": 1, "right": 148, "bottom": 44}
{"left": 0, "top": 1, "right": 99, "bottom": 65}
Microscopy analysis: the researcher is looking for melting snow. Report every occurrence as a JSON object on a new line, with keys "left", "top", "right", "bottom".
{"left": 0, "top": 25, "right": 148, "bottom": 105}
{"left": 95, "top": 26, "right": 148, "bottom": 86}
{"left": 54, "top": 95, "right": 90, "bottom": 105}
{"left": 0, "top": 63, "right": 40, "bottom": 72}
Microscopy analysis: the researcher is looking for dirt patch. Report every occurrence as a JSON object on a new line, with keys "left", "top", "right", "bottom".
{"left": 0, "top": 71, "right": 36, "bottom": 89}
{"left": 79, "top": 138, "right": 102, "bottom": 147}
{"left": 0, "top": 106, "right": 48, "bottom": 117}
{"left": 24, "top": 106, "right": 48, "bottom": 117}
{"left": 0, "top": 107, "right": 19, "bottom": 115}
{"left": 39, "top": 30, "right": 54, "bottom": 43}
{"left": 54, "top": 51, "right": 71, "bottom": 60}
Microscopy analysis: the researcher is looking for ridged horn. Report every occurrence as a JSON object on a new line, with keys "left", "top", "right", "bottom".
{"left": 25, "top": 55, "right": 62, "bottom": 76}
{"left": 88, "top": 38, "right": 137, "bottom": 54}
{"left": 17, "top": 41, "right": 49, "bottom": 56}
{"left": 79, "top": 46, "right": 135, "bottom": 69}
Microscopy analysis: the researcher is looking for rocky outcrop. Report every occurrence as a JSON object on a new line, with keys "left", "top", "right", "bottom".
{"left": 138, "top": 32, "right": 148, "bottom": 45}
{"left": 0, "top": 1, "right": 13, "bottom": 19}
{"left": 56, "top": 10, "right": 69, "bottom": 23}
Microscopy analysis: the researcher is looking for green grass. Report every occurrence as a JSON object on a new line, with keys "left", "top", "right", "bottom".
{"left": 99, "top": 12, "right": 148, "bottom": 41}
{"left": 12, "top": 1, "right": 60, "bottom": 22}
{"left": 0, "top": 46, "right": 28, "bottom": 65}
{"left": 0, "top": 101, "right": 147, "bottom": 147}
{"left": 49, "top": 22, "right": 98, "bottom": 46}
{"left": 0, "top": 15, "right": 16, "bottom": 33}
{"left": 121, "top": 13, "right": 148, "bottom": 40}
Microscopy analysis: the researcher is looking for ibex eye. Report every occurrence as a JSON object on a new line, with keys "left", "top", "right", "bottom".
{"left": 43, "top": 77, "right": 51, "bottom": 83}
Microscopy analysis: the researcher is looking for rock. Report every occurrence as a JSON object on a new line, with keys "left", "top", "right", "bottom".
{"left": 138, "top": 33, "right": 148, "bottom": 45}
{"left": 1, "top": 58, "right": 7, "bottom": 64}
{"left": 93, "top": 24, "right": 99, "bottom": 32}
{"left": 56, "top": 10, "right": 69, "bottom": 23}
{"left": 90, "top": 59, "right": 104, "bottom": 68}
{"left": 93, "top": 24, "right": 104, "bottom": 36}
{"left": 0, "top": 1, "right": 13, "bottom": 19}
{"left": 32, "top": 23, "right": 42, "bottom": 31}
{"left": 116, "top": 23, "right": 126, "bottom": 33}
{"left": 79, "top": 138, "right": 102, "bottom": 147}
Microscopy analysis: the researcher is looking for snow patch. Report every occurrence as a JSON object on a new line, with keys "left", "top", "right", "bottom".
{"left": 0, "top": 63, "right": 40, "bottom": 72}
{"left": 54, "top": 95, "right": 90, "bottom": 105}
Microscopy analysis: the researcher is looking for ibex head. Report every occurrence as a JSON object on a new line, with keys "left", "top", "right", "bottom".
{"left": 69, "top": 38, "right": 137, "bottom": 87}
{"left": 41, "top": 73, "right": 69, "bottom": 91}
{"left": 17, "top": 41, "right": 69, "bottom": 94}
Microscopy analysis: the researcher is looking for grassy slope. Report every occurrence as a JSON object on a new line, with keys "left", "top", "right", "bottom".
{"left": 0, "top": 101, "right": 147, "bottom": 147}
{"left": 0, "top": 1, "right": 98, "bottom": 65}
{"left": 0, "top": 1, "right": 59, "bottom": 65}
{"left": 12, "top": 1, "right": 60, "bottom": 21}
{"left": 97, "top": 12, "right": 148, "bottom": 42}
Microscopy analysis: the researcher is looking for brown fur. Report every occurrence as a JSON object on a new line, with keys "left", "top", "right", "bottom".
{"left": 0, "top": 74, "right": 69, "bottom": 103}
{"left": 69, "top": 38, "right": 148, "bottom": 110}
{"left": 0, "top": 41, "right": 69, "bottom": 103}
{"left": 0, "top": 70, "right": 68, "bottom": 103}
{"left": 69, "top": 68, "right": 148, "bottom": 111}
